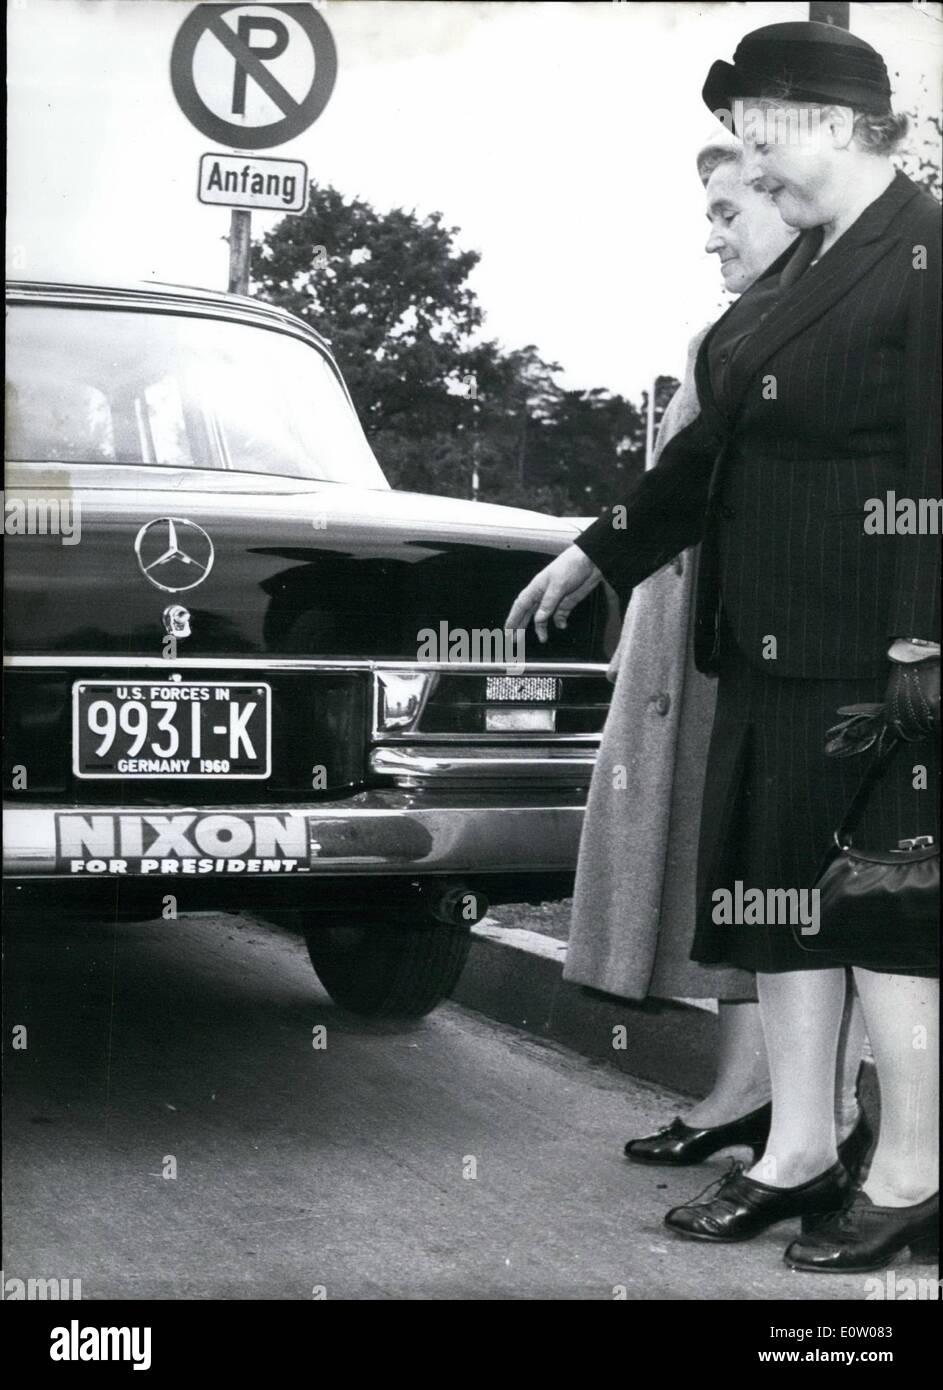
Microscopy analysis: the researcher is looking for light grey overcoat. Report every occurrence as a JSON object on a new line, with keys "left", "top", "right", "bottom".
{"left": 564, "top": 331, "right": 756, "bottom": 1002}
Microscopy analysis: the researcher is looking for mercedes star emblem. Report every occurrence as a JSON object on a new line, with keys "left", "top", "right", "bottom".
{"left": 134, "top": 518, "right": 215, "bottom": 593}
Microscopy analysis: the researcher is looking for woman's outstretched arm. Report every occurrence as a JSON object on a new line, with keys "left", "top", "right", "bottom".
{"left": 505, "top": 408, "right": 720, "bottom": 641}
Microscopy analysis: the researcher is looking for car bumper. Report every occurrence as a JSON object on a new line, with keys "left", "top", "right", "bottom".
{"left": 2, "top": 789, "right": 589, "bottom": 879}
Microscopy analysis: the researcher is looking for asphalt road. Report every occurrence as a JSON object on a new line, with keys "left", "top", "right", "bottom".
{"left": 3, "top": 907, "right": 875, "bottom": 1301}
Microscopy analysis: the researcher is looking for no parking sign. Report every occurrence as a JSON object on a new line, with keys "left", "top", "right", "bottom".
{"left": 170, "top": 3, "right": 337, "bottom": 288}
{"left": 171, "top": 2, "right": 337, "bottom": 149}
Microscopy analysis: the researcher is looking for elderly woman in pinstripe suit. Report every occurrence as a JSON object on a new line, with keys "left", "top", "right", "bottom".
{"left": 507, "top": 22, "right": 939, "bottom": 1273}
{"left": 566, "top": 130, "right": 872, "bottom": 1168}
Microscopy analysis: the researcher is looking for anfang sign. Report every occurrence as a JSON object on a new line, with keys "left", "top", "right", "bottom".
{"left": 198, "top": 153, "right": 308, "bottom": 211}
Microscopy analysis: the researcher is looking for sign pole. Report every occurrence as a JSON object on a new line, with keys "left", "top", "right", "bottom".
{"left": 228, "top": 208, "right": 252, "bottom": 295}
{"left": 808, "top": 2, "right": 849, "bottom": 26}
{"left": 171, "top": 4, "right": 338, "bottom": 298}
{"left": 644, "top": 377, "right": 656, "bottom": 470}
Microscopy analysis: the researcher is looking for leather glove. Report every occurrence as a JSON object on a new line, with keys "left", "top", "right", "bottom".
{"left": 825, "top": 703, "right": 886, "bottom": 758}
{"left": 884, "top": 657, "right": 940, "bottom": 743}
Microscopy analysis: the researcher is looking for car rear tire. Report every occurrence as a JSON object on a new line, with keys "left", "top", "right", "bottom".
{"left": 305, "top": 917, "right": 473, "bottom": 1018}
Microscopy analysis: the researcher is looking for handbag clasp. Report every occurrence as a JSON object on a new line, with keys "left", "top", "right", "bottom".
{"left": 895, "top": 835, "right": 935, "bottom": 852}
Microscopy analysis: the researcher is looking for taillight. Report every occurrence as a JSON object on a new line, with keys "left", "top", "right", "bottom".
{"left": 483, "top": 675, "right": 558, "bottom": 731}
{"left": 374, "top": 669, "right": 432, "bottom": 731}
{"left": 372, "top": 669, "right": 609, "bottom": 738}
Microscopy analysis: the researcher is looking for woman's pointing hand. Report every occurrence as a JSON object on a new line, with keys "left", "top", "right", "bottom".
{"left": 505, "top": 546, "right": 602, "bottom": 644}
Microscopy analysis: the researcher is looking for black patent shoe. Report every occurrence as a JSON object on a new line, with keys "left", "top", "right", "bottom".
{"left": 624, "top": 1102, "right": 771, "bottom": 1166}
{"left": 837, "top": 1110, "right": 874, "bottom": 1184}
{"left": 784, "top": 1190, "right": 939, "bottom": 1273}
{"left": 664, "top": 1159, "right": 852, "bottom": 1243}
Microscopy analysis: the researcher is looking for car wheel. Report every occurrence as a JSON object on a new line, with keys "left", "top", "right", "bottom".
{"left": 305, "top": 917, "right": 473, "bottom": 1018}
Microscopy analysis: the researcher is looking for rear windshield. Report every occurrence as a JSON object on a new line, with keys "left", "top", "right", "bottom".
{"left": 5, "top": 301, "right": 389, "bottom": 488}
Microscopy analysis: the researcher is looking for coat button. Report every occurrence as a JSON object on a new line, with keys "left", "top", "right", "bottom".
{"left": 651, "top": 692, "right": 671, "bottom": 716}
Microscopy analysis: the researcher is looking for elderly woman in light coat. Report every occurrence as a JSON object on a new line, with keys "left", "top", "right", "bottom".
{"left": 564, "top": 133, "right": 867, "bottom": 1164}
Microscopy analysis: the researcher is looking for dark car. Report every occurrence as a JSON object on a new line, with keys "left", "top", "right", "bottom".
{"left": 4, "top": 278, "right": 614, "bottom": 1015}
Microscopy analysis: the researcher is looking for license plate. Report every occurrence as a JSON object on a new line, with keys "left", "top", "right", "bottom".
{"left": 73, "top": 681, "right": 271, "bottom": 779}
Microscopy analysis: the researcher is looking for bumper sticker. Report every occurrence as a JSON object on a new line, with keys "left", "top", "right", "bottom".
{"left": 56, "top": 812, "right": 310, "bottom": 875}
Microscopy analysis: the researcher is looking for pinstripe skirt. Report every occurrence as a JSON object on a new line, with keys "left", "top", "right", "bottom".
{"left": 691, "top": 637, "right": 940, "bottom": 975}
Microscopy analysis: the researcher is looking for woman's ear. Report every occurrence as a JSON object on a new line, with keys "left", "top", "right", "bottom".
{"left": 826, "top": 104, "right": 855, "bottom": 150}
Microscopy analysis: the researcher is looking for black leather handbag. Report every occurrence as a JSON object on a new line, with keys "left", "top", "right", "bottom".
{"left": 795, "top": 738, "right": 939, "bottom": 972}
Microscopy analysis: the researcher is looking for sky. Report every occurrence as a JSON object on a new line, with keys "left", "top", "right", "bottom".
{"left": 7, "top": 0, "right": 943, "bottom": 401}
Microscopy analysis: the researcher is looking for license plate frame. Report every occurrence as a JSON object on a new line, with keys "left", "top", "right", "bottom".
{"left": 72, "top": 680, "right": 272, "bottom": 780}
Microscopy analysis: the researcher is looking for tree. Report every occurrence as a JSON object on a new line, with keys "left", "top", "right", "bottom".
{"left": 895, "top": 71, "right": 942, "bottom": 203}
{"left": 898, "top": 110, "right": 943, "bottom": 203}
{"left": 251, "top": 183, "right": 670, "bottom": 514}
{"left": 252, "top": 183, "right": 484, "bottom": 443}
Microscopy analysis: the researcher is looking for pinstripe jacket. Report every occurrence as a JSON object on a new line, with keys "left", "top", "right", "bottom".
{"left": 577, "top": 171, "right": 941, "bottom": 679}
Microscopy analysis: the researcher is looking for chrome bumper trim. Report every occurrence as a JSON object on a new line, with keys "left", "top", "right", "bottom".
{"left": 369, "top": 745, "right": 596, "bottom": 786}
{"left": 4, "top": 655, "right": 609, "bottom": 676}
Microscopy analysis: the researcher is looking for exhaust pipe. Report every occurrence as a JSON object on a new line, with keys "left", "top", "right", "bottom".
{"left": 423, "top": 880, "right": 489, "bottom": 927}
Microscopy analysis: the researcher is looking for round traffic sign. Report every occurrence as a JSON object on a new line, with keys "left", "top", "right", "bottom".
{"left": 170, "top": 2, "right": 337, "bottom": 150}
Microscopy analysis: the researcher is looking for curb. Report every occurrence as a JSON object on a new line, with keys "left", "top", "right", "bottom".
{"left": 453, "top": 920, "right": 718, "bottom": 1097}
{"left": 454, "top": 920, "right": 879, "bottom": 1118}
